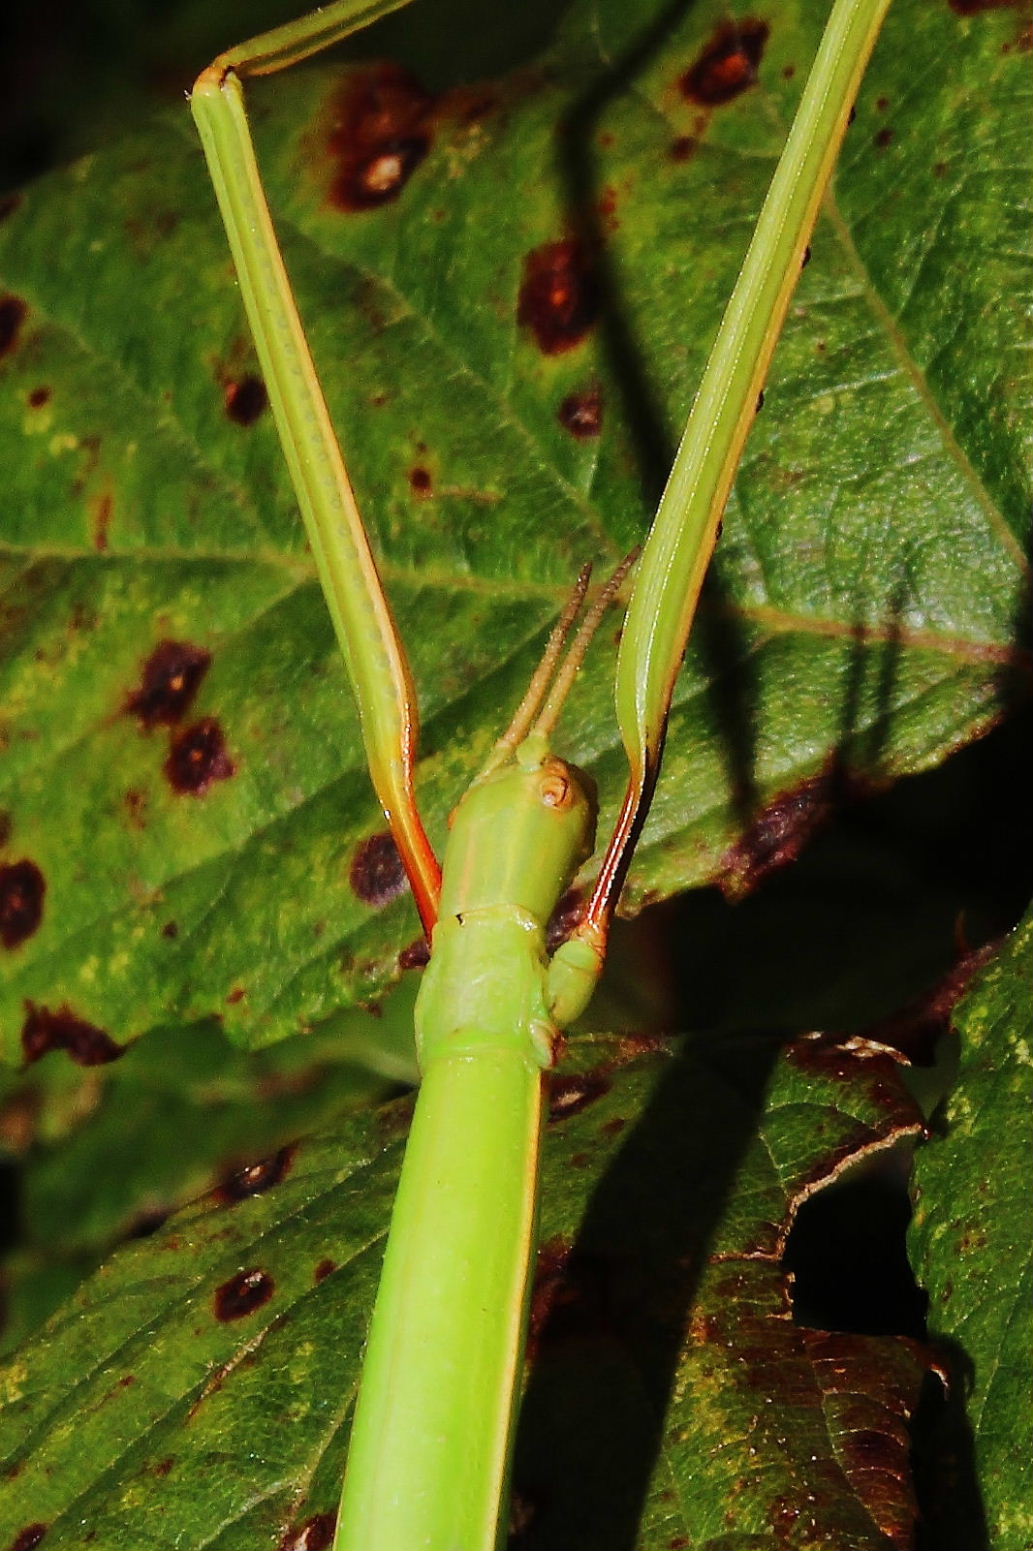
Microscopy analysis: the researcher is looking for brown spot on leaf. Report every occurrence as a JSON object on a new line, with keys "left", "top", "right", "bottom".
{"left": 214, "top": 1267, "right": 276, "bottom": 1321}
{"left": 949, "top": 0, "right": 1020, "bottom": 13}
{"left": 8, "top": 1527, "right": 48, "bottom": 1551}
{"left": 153, "top": 1457, "right": 175, "bottom": 1478}
{"left": 0, "top": 295, "right": 27, "bottom": 358}
{"left": 802, "top": 244, "right": 811, "bottom": 267}
{"left": 526, "top": 1235, "right": 574, "bottom": 1361}
{"left": 328, "top": 64, "right": 433, "bottom": 211}
{"left": 557, "top": 387, "right": 603, "bottom": 441}
{"left": 874, "top": 126, "right": 895, "bottom": 148}
{"left": 27, "top": 385, "right": 51, "bottom": 408}
{"left": 545, "top": 888, "right": 587, "bottom": 952}
{"left": 127, "top": 640, "right": 212, "bottom": 729}
{"left": 21, "top": 1002, "right": 123, "bottom": 1067}
{"left": 398, "top": 935, "right": 431, "bottom": 969}
{"left": 224, "top": 374, "right": 268, "bottom": 426}
{"left": 92, "top": 492, "right": 113, "bottom": 551}
{"left": 216, "top": 1146, "right": 296, "bottom": 1203}
{"left": 669, "top": 135, "right": 698, "bottom": 161}
{"left": 680, "top": 20, "right": 769, "bottom": 107}
{"left": 161, "top": 920, "right": 179, "bottom": 939}
{"left": 517, "top": 240, "right": 599, "bottom": 355}
{"left": 165, "top": 717, "right": 235, "bottom": 795}
{"left": 1, "top": 860, "right": 45, "bottom": 949}
{"left": 720, "top": 770, "right": 836, "bottom": 898}
{"left": 278, "top": 1513, "right": 337, "bottom": 1551}
{"left": 314, "top": 1258, "right": 337, "bottom": 1283}
{"left": 409, "top": 465, "right": 433, "bottom": 495}
{"left": 350, "top": 831, "right": 408, "bottom": 906}
{"left": 547, "top": 1067, "right": 611, "bottom": 1121}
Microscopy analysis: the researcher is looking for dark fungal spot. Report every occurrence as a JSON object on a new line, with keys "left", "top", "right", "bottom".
{"left": 517, "top": 240, "right": 599, "bottom": 356}
{"left": 278, "top": 1513, "right": 337, "bottom": 1551}
{"left": 876, "top": 94, "right": 890, "bottom": 111}
{"left": 547, "top": 1067, "right": 611, "bottom": 1121}
{"left": 669, "top": 134, "right": 698, "bottom": 161}
{"left": 153, "top": 1458, "right": 175, "bottom": 1478}
{"left": 398, "top": 935, "right": 431, "bottom": 969}
{"left": 314, "top": 1258, "right": 337, "bottom": 1283}
{"left": 214, "top": 1267, "right": 276, "bottom": 1321}
{"left": 8, "top": 1527, "right": 48, "bottom": 1551}
{"left": 92, "top": 492, "right": 113, "bottom": 552}
{"left": 349, "top": 831, "right": 408, "bottom": 907}
{"left": 161, "top": 919, "right": 179, "bottom": 939}
{"left": 875, "top": 126, "right": 895, "bottom": 148}
{"left": 216, "top": 1146, "right": 296, "bottom": 1203}
{"left": 526, "top": 1235, "right": 573, "bottom": 1360}
{"left": 165, "top": 717, "right": 235, "bottom": 795}
{"left": 0, "top": 296, "right": 27, "bottom": 359}
{"left": 720, "top": 769, "right": 836, "bottom": 898}
{"left": 327, "top": 63, "right": 433, "bottom": 212}
{"left": 408, "top": 465, "right": 433, "bottom": 495}
{"left": 680, "top": 20, "right": 769, "bottom": 108}
{"left": 557, "top": 386, "right": 603, "bottom": 440}
{"left": 545, "top": 888, "right": 586, "bottom": 953}
{"left": 127, "top": 640, "right": 212, "bottom": 729}
{"left": 224, "top": 374, "right": 268, "bottom": 426}
{"left": 21, "top": 1002, "right": 123, "bottom": 1067}
{"left": 27, "top": 386, "right": 51, "bottom": 408}
{"left": 0, "top": 860, "right": 45, "bottom": 949}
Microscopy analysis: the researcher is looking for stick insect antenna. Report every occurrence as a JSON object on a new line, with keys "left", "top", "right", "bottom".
{"left": 479, "top": 564, "right": 593, "bottom": 777}
{"left": 532, "top": 550, "right": 638, "bottom": 741}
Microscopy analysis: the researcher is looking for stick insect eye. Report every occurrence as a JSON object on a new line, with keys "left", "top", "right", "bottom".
{"left": 539, "top": 770, "right": 571, "bottom": 808}
{"left": 538, "top": 757, "right": 587, "bottom": 811}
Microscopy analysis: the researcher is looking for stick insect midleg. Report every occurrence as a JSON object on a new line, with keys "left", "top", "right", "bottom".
{"left": 191, "top": 0, "right": 893, "bottom": 1542}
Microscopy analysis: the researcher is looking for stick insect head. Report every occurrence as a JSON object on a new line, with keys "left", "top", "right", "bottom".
{"left": 435, "top": 559, "right": 635, "bottom": 924}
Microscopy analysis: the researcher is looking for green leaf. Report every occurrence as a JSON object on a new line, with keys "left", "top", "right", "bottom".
{"left": 909, "top": 911, "right": 1033, "bottom": 1551}
{"left": 0, "top": 1029, "right": 928, "bottom": 1550}
{"left": 0, "top": 987, "right": 422, "bottom": 1352}
{"left": 0, "top": 0, "right": 1028, "bottom": 1059}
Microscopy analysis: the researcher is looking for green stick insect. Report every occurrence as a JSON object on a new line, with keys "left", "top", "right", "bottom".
{"left": 191, "top": 0, "right": 891, "bottom": 1543}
